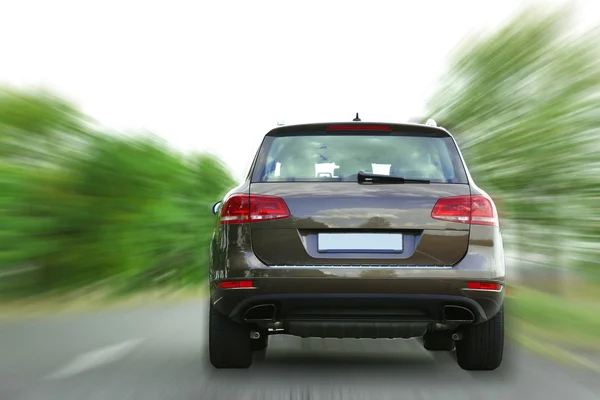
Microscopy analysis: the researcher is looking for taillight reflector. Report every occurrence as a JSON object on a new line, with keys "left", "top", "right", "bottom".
{"left": 326, "top": 125, "right": 391, "bottom": 131}
{"left": 220, "top": 194, "right": 290, "bottom": 225}
{"left": 216, "top": 280, "right": 254, "bottom": 289}
{"left": 431, "top": 195, "right": 498, "bottom": 226}
{"left": 467, "top": 282, "right": 502, "bottom": 291}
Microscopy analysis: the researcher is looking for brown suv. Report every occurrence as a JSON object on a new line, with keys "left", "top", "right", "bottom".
{"left": 208, "top": 120, "right": 505, "bottom": 371}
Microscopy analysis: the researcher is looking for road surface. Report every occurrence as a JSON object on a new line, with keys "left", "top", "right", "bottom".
{"left": 1, "top": 299, "right": 599, "bottom": 400}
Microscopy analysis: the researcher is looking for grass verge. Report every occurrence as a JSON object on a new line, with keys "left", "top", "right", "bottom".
{"left": 0, "top": 285, "right": 207, "bottom": 321}
{"left": 507, "top": 284, "right": 600, "bottom": 373}
{"left": 507, "top": 285, "right": 600, "bottom": 349}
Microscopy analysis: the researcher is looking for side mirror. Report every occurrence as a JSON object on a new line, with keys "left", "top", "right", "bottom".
{"left": 212, "top": 201, "right": 222, "bottom": 216}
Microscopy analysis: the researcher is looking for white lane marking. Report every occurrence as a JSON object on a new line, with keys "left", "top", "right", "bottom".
{"left": 46, "top": 338, "right": 146, "bottom": 380}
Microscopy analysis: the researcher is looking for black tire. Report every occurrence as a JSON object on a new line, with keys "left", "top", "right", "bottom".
{"left": 209, "top": 302, "right": 253, "bottom": 368}
{"left": 455, "top": 305, "right": 504, "bottom": 371}
{"left": 422, "top": 332, "right": 455, "bottom": 351}
{"left": 251, "top": 331, "right": 269, "bottom": 351}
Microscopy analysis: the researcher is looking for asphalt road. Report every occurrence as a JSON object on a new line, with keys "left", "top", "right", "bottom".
{"left": 1, "top": 300, "right": 599, "bottom": 400}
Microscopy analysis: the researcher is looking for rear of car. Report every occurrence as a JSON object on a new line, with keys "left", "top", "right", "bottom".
{"left": 208, "top": 122, "right": 505, "bottom": 371}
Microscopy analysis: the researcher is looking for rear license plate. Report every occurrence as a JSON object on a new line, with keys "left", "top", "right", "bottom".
{"left": 317, "top": 233, "right": 404, "bottom": 253}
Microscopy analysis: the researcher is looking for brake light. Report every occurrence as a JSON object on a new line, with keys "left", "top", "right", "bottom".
{"left": 216, "top": 280, "right": 254, "bottom": 289}
{"left": 471, "top": 196, "right": 498, "bottom": 226}
{"left": 220, "top": 194, "right": 250, "bottom": 224}
{"left": 467, "top": 282, "right": 502, "bottom": 291}
{"left": 431, "top": 195, "right": 498, "bottom": 226}
{"left": 326, "top": 125, "right": 391, "bottom": 131}
{"left": 219, "top": 194, "right": 290, "bottom": 225}
{"left": 431, "top": 196, "right": 471, "bottom": 223}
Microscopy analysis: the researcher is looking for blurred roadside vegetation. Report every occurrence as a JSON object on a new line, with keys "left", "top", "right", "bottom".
{"left": 0, "top": 88, "right": 235, "bottom": 300}
{"left": 428, "top": 5, "right": 600, "bottom": 343}
{"left": 1, "top": 4, "right": 599, "bottom": 349}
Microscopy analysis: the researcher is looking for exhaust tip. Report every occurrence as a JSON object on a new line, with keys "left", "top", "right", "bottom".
{"left": 442, "top": 305, "right": 475, "bottom": 323}
{"left": 243, "top": 304, "right": 276, "bottom": 321}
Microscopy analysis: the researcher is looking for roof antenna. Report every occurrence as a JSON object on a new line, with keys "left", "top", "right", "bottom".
{"left": 353, "top": 113, "right": 361, "bottom": 122}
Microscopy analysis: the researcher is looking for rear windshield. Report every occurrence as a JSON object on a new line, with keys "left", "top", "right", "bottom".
{"left": 251, "top": 134, "right": 468, "bottom": 183}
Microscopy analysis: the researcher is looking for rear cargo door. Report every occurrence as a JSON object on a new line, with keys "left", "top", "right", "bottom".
{"left": 248, "top": 124, "right": 471, "bottom": 267}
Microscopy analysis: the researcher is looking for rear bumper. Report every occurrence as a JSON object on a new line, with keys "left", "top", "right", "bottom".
{"left": 211, "top": 277, "right": 504, "bottom": 325}
{"left": 209, "top": 225, "right": 506, "bottom": 328}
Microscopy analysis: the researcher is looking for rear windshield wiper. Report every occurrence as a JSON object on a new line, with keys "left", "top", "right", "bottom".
{"left": 357, "top": 171, "right": 431, "bottom": 184}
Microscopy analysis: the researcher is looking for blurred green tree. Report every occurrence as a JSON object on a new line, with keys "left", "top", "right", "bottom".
{"left": 427, "top": 5, "right": 600, "bottom": 290}
{"left": 0, "top": 87, "right": 235, "bottom": 297}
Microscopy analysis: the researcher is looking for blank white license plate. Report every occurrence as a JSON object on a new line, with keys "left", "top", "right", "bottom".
{"left": 317, "top": 233, "right": 404, "bottom": 253}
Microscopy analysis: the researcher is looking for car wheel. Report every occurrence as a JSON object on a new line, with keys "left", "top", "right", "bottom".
{"left": 251, "top": 331, "right": 269, "bottom": 351}
{"left": 209, "top": 302, "right": 253, "bottom": 368}
{"left": 422, "top": 331, "right": 455, "bottom": 351}
{"left": 455, "top": 304, "right": 504, "bottom": 371}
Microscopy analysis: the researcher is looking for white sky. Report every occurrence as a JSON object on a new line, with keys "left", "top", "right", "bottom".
{"left": 1, "top": 0, "right": 598, "bottom": 181}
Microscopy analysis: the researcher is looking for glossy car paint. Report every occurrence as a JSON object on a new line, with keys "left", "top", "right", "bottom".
{"left": 208, "top": 122, "right": 505, "bottom": 330}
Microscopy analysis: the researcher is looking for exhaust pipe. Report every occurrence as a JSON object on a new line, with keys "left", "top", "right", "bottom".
{"left": 442, "top": 305, "right": 475, "bottom": 323}
{"left": 243, "top": 304, "right": 276, "bottom": 322}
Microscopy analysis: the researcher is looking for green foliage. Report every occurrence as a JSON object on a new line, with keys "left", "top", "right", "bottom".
{"left": 427, "top": 5, "right": 600, "bottom": 272}
{"left": 0, "top": 88, "right": 235, "bottom": 297}
{"left": 507, "top": 286, "right": 600, "bottom": 346}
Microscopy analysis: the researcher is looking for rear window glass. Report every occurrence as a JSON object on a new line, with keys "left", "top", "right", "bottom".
{"left": 252, "top": 134, "right": 468, "bottom": 183}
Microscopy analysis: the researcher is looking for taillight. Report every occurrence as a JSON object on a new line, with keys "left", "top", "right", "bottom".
{"left": 430, "top": 196, "right": 471, "bottom": 223}
{"left": 215, "top": 280, "right": 254, "bottom": 289}
{"left": 470, "top": 196, "right": 498, "bottom": 226}
{"left": 219, "top": 194, "right": 290, "bottom": 225}
{"left": 431, "top": 195, "right": 498, "bottom": 226}
{"left": 220, "top": 194, "right": 251, "bottom": 224}
{"left": 466, "top": 282, "right": 502, "bottom": 291}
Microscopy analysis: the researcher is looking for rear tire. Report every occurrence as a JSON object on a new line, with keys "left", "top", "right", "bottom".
{"left": 422, "top": 332, "right": 455, "bottom": 351}
{"left": 455, "top": 305, "right": 504, "bottom": 371}
{"left": 209, "top": 302, "right": 253, "bottom": 369}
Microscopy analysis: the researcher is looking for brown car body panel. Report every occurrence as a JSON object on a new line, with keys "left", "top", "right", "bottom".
{"left": 249, "top": 182, "right": 471, "bottom": 266}
{"left": 208, "top": 122, "right": 505, "bottom": 338}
